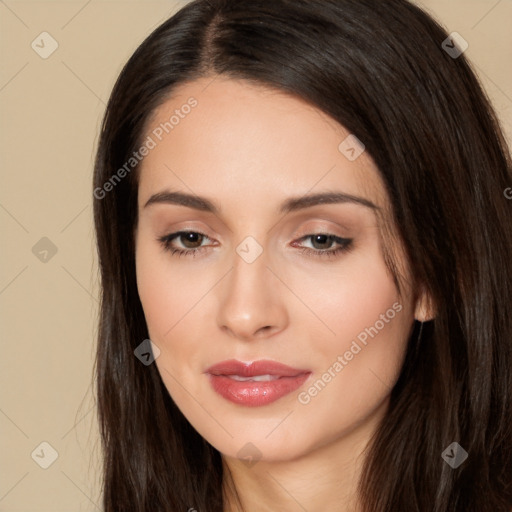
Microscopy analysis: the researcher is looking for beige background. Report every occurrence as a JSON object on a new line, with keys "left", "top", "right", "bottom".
{"left": 1, "top": 0, "right": 511, "bottom": 510}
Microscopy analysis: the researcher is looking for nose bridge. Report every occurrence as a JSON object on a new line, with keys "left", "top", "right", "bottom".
{"left": 232, "top": 237, "right": 269, "bottom": 293}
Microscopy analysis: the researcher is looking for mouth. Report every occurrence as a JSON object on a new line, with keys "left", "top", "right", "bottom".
{"left": 205, "top": 359, "right": 312, "bottom": 407}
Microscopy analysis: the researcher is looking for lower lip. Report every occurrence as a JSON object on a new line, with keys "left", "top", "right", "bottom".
{"left": 207, "top": 373, "right": 311, "bottom": 407}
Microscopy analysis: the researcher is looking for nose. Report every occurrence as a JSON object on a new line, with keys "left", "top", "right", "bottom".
{"left": 216, "top": 248, "right": 288, "bottom": 342}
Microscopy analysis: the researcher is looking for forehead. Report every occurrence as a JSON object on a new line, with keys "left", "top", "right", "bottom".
{"left": 137, "top": 76, "right": 387, "bottom": 212}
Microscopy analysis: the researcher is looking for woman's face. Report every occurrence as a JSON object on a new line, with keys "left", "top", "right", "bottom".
{"left": 135, "top": 76, "right": 421, "bottom": 463}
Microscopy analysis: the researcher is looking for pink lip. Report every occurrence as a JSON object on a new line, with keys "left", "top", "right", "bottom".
{"left": 205, "top": 359, "right": 311, "bottom": 407}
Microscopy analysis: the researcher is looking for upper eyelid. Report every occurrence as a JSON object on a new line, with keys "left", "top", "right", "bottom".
{"left": 164, "top": 218, "right": 352, "bottom": 237}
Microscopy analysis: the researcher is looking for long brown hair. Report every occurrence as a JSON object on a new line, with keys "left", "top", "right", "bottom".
{"left": 92, "top": 0, "right": 512, "bottom": 510}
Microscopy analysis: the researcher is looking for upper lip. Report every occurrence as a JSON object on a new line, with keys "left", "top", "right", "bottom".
{"left": 205, "top": 359, "right": 310, "bottom": 377}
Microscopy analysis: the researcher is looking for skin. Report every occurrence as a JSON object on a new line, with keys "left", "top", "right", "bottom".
{"left": 134, "top": 75, "right": 433, "bottom": 512}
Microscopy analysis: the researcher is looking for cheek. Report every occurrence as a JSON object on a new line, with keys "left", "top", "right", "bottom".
{"left": 293, "top": 244, "right": 406, "bottom": 347}
{"left": 135, "top": 234, "right": 197, "bottom": 339}
{"left": 136, "top": 249, "right": 170, "bottom": 338}
{"left": 291, "top": 243, "right": 412, "bottom": 403}
{"left": 135, "top": 232, "right": 211, "bottom": 387}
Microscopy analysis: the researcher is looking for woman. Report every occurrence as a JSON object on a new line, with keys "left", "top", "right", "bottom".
{"left": 92, "top": 0, "right": 512, "bottom": 510}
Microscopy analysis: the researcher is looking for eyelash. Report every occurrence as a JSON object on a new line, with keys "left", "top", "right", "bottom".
{"left": 157, "top": 230, "right": 353, "bottom": 260}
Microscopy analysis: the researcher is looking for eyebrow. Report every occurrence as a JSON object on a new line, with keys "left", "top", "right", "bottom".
{"left": 143, "top": 190, "right": 379, "bottom": 214}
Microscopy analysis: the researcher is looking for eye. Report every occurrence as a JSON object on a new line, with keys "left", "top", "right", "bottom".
{"left": 158, "top": 230, "right": 213, "bottom": 258}
{"left": 157, "top": 231, "right": 353, "bottom": 260}
{"left": 293, "top": 233, "right": 353, "bottom": 259}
